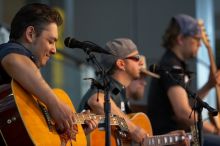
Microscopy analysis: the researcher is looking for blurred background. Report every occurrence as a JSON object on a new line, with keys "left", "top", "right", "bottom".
{"left": 0, "top": 0, "right": 220, "bottom": 115}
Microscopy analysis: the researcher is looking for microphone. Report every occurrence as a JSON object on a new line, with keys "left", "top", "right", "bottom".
{"left": 64, "top": 37, "right": 112, "bottom": 55}
{"left": 149, "top": 64, "right": 184, "bottom": 75}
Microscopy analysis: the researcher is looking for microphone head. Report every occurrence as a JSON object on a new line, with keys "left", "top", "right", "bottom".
{"left": 64, "top": 37, "right": 112, "bottom": 55}
{"left": 64, "top": 37, "right": 93, "bottom": 51}
{"left": 64, "top": 37, "right": 71, "bottom": 47}
{"left": 64, "top": 37, "right": 82, "bottom": 48}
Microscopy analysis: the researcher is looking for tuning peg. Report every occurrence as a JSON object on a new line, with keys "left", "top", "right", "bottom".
{"left": 198, "top": 19, "right": 204, "bottom": 25}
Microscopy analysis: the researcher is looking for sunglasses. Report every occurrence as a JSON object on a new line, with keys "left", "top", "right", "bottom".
{"left": 191, "top": 36, "right": 201, "bottom": 42}
{"left": 124, "top": 54, "right": 141, "bottom": 62}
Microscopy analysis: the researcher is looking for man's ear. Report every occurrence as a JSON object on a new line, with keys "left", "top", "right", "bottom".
{"left": 115, "top": 59, "right": 126, "bottom": 71}
{"left": 177, "top": 34, "right": 184, "bottom": 45}
{"left": 25, "top": 26, "right": 35, "bottom": 42}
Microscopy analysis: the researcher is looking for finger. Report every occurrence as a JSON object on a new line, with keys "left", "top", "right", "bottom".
{"left": 86, "top": 120, "right": 97, "bottom": 129}
{"left": 63, "top": 120, "right": 70, "bottom": 130}
{"left": 90, "top": 120, "right": 98, "bottom": 128}
{"left": 84, "top": 109, "right": 90, "bottom": 114}
{"left": 137, "top": 134, "right": 143, "bottom": 143}
{"left": 84, "top": 120, "right": 93, "bottom": 130}
{"left": 86, "top": 109, "right": 90, "bottom": 113}
{"left": 71, "top": 125, "right": 79, "bottom": 134}
{"left": 70, "top": 114, "right": 76, "bottom": 126}
{"left": 141, "top": 137, "right": 146, "bottom": 145}
{"left": 73, "top": 124, "right": 78, "bottom": 132}
{"left": 93, "top": 119, "right": 99, "bottom": 125}
{"left": 56, "top": 123, "right": 65, "bottom": 134}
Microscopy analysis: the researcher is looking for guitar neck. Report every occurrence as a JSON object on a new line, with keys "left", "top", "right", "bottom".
{"left": 73, "top": 113, "right": 117, "bottom": 125}
{"left": 199, "top": 20, "right": 220, "bottom": 109}
{"left": 204, "top": 37, "right": 220, "bottom": 104}
{"left": 144, "top": 133, "right": 192, "bottom": 146}
{"left": 206, "top": 42, "right": 220, "bottom": 108}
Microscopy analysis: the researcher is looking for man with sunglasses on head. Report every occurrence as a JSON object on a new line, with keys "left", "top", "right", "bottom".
{"left": 78, "top": 38, "right": 190, "bottom": 145}
{"left": 147, "top": 14, "right": 220, "bottom": 146}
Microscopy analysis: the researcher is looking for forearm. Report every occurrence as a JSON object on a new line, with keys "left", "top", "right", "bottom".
{"left": 2, "top": 54, "right": 59, "bottom": 107}
{"left": 168, "top": 86, "right": 198, "bottom": 127}
{"left": 175, "top": 110, "right": 197, "bottom": 128}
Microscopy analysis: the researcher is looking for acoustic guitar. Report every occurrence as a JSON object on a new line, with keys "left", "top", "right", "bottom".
{"left": 0, "top": 80, "right": 127, "bottom": 146}
{"left": 90, "top": 112, "right": 197, "bottom": 146}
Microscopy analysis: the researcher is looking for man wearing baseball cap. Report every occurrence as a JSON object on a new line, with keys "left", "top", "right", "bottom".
{"left": 147, "top": 14, "right": 220, "bottom": 146}
{"left": 78, "top": 38, "right": 190, "bottom": 145}
{"left": 78, "top": 38, "right": 147, "bottom": 144}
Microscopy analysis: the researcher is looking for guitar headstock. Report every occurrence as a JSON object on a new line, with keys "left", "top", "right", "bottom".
{"left": 198, "top": 19, "right": 211, "bottom": 49}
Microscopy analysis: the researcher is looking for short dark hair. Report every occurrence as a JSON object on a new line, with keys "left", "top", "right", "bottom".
{"left": 161, "top": 18, "right": 181, "bottom": 49}
{"left": 9, "top": 3, "right": 63, "bottom": 40}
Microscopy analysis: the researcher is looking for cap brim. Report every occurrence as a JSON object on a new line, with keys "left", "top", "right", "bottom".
{"left": 140, "top": 68, "right": 160, "bottom": 79}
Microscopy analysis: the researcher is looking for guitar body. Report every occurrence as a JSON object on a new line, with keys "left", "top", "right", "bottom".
{"left": 128, "top": 113, "right": 153, "bottom": 135}
{"left": 122, "top": 113, "right": 153, "bottom": 146}
{"left": 0, "top": 80, "right": 87, "bottom": 146}
{"left": 0, "top": 84, "right": 33, "bottom": 145}
{"left": 90, "top": 129, "right": 118, "bottom": 146}
{"left": 90, "top": 112, "right": 153, "bottom": 146}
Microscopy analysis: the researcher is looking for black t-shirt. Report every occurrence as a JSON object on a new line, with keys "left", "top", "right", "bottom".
{"left": 147, "top": 50, "right": 191, "bottom": 135}
{"left": 0, "top": 41, "right": 37, "bottom": 85}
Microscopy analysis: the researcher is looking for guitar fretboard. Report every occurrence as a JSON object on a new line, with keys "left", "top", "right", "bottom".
{"left": 74, "top": 113, "right": 109, "bottom": 124}
{"left": 145, "top": 133, "right": 192, "bottom": 146}
{"left": 73, "top": 113, "right": 128, "bottom": 131}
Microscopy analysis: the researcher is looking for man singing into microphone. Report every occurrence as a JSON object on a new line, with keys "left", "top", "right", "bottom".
{"left": 147, "top": 14, "right": 220, "bottom": 146}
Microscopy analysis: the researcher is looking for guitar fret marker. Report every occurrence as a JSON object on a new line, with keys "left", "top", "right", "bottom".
{"left": 157, "top": 138, "right": 161, "bottom": 144}
{"left": 169, "top": 136, "right": 173, "bottom": 143}
{"left": 164, "top": 137, "right": 168, "bottom": 144}
{"left": 148, "top": 140, "right": 151, "bottom": 145}
{"left": 152, "top": 139, "right": 155, "bottom": 145}
{"left": 175, "top": 136, "right": 179, "bottom": 142}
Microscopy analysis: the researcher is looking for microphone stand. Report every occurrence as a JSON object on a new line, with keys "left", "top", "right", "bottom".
{"left": 185, "top": 86, "right": 218, "bottom": 146}
{"left": 166, "top": 72, "right": 218, "bottom": 146}
{"left": 83, "top": 49, "right": 111, "bottom": 146}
